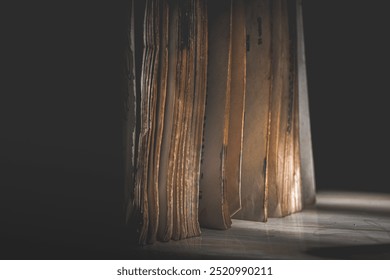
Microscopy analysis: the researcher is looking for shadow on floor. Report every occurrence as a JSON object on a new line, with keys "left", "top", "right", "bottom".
{"left": 305, "top": 243, "right": 390, "bottom": 259}
{"left": 315, "top": 204, "right": 390, "bottom": 219}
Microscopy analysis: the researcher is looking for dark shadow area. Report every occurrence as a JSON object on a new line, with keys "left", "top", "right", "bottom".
{"left": 2, "top": 0, "right": 134, "bottom": 259}
{"left": 318, "top": 187, "right": 390, "bottom": 195}
{"left": 315, "top": 203, "right": 390, "bottom": 219}
{"left": 303, "top": 1, "right": 390, "bottom": 194}
{"left": 133, "top": 248, "right": 251, "bottom": 260}
{"left": 1, "top": 135, "right": 141, "bottom": 259}
{"left": 305, "top": 244, "right": 390, "bottom": 259}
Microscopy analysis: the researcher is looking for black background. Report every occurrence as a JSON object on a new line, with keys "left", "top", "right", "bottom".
{"left": 1, "top": 0, "right": 388, "bottom": 259}
{"left": 303, "top": 1, "right": 389, "bottom": 193}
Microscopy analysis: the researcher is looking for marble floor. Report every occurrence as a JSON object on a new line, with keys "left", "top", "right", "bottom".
{"left": 136, "top": 191, "right": 390, "bottom": 259}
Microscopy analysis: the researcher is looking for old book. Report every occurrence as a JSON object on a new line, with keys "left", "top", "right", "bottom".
{"left": 287, "top": 0, "right": 303, "bottom": 214}
{"left": 123, "top": 0, "right": 137, "bottom": 226}
{"left": 157, "top": 0, "right": 173, "bottom": 242}
{"left": 233, "top": 0, "right": 273, "bottom": 222}
{"left": 199, "top": 0, "right": 248, "bottom": 228}
{"left": 149, "top": 0, "right": 169, "bottom": 243}
{"left": 186, "top": 0, "right": 208, "bottom": 238}
{"left": 131, "top": 0, "right": 208, "bottom": 244}
{"left": 198, "top": 0, "right": 232, "bottom": 230}
{"left": 266, "top": 0, "right": 293, "bottom": 218}
{"left": 225, "top": 0, "right": 247, "bottom": 217}
{"left": 265, "top": 0, "right": 304, "bottom": 217}
{"left": 296, "top": 0, "right": 316, "bottom": 206}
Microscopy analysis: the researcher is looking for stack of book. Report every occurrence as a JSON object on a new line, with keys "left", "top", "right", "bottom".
{"left": 123, "top": 0, "right": 316, "bottom": 245}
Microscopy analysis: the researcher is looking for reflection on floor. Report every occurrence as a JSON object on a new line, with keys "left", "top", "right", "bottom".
{"left": 136, "top": 191, "right": 390, "bottom": 259}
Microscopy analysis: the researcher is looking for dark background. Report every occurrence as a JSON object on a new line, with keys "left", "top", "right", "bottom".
{"left": 1, "top": 0, "right": 388, "bottom": 259}
{"left": 303, "top": 1, "right": 389, "bottom": 193}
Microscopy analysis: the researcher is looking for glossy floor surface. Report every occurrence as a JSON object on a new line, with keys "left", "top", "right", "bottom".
{"left": 136, "top": 191, "right": 390, "bottom": 259}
